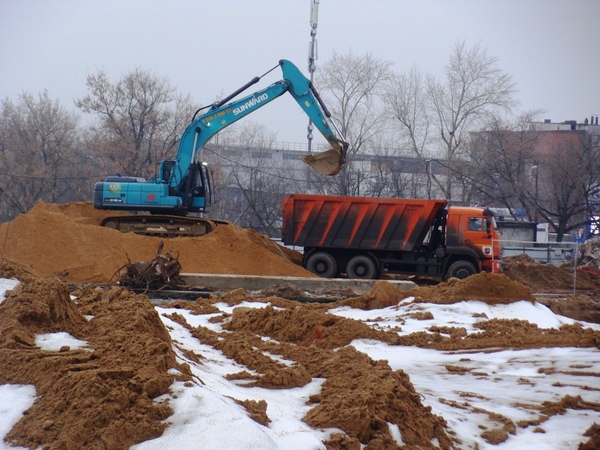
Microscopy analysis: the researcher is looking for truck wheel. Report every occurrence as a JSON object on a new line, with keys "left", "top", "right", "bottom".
{"left": 446, "top": 260, "right": 477, "bottom": 280}
{"left": 346, "top": 255, "right": 379, "bottom": 279}
{"left": 305, "top": 252, "right": 337, "bottom": 278}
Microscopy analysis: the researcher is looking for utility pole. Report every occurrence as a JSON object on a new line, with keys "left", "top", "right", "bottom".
{"left": 307, "top": 0, "right": 319, "bottom": 153}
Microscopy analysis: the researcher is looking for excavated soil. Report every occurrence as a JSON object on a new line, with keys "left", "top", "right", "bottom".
{"left": 0, "top": 202, "right": 311, "bottom": 283}
{"left": 0, "top": 261, "right": 190, "bottom": 449}
{"left": 502, "top": 253, "right": 600, "bottom": 324}
{"left": 1, "top": 202, "right": 600, "bottom": 449}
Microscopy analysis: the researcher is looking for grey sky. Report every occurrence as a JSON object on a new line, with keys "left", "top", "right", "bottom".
{"left": 1, "top": 0, "right": 599, "bottom": 144}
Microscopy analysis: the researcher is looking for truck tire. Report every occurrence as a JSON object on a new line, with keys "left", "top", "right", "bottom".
{"left": 446, "top": 260, "right": 477, "bottom": 280}
{"left": 305, "top": 252, "right": 337, "bottom": 278}
{"left": 346, "top": 255, "right": 379, "bottom": 279}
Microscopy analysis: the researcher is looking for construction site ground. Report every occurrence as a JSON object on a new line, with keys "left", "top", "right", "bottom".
{"left": 0, "top": 201, "right": 599, "bottom": 449}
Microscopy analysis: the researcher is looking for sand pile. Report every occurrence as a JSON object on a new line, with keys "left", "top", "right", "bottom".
{"left": 500, "top": 255, "right": 600, "bottom": 323}
{"left": 502, "top": 253, "right": 600, "bottom": 291}
{"left": 0, "top": 202, "right": 312, "bottom": 283}
{"left": 408, "top": 271, "right": 536, "bottom": 305}
{"left": 1, "top": 259, "right": 599, "bottom": 449}
{"left": 0, "top": 260, "right": 190, "bottom": 449}
{"left": 340, "top": 272, "right": 534, "bottom": 311}
{"left": 332, "top": 275, "right": 600, "bottom": 351}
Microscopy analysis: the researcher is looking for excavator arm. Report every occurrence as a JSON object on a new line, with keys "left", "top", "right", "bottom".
{"left": 279, "top": 60, "right": 348, "bottom": 176}
{"left": 170, "top": 59, "right": 347, "bottom": 191}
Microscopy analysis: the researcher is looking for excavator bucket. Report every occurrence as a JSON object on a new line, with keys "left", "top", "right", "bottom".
{"left": 301, "top": 142, "right": 348, "bottom": 176}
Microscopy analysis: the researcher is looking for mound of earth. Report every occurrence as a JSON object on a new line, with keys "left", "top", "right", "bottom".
{"left": 1, "top": 258, "right": 599, "bottom": 449}
{"left": 501, "top": 254, "right": 600, "bottom": 323}
{"left": 0, "top": 259, "right": 189, "bottom": 449}
{"left": 502, "top": 253, "right": 600, "bottom": 291}
{"left": 408, "top": 271, "right": 536, "bottom": 305}
{"left": 1, "top": 260, "right": 458, "bottom": 449}
{"left": 0, "top": 202, "right": 312, "bottom": 284}
{"left": 342, "top": 273, "right": 535, "bottom": 311}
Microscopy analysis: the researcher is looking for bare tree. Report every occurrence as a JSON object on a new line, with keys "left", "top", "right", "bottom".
{"left": 467, "top": 113, "right": 540, "bottom": 213}
{"left": 468, "top": 114, "right": 600, "bottom": 241}
{"left": 386, "top": 66, "right": 432, "bottom": 159}
{"left": 0, "top": 91, "right": 83, "bottom": 221}
{"left": 309, "top": 51, "right": 393, "bottom": 196}
{"left": 367, "top": 154, "right": 424, "bottom": 198}
{"left": 582, "top": 133, "right": 600, "bottom": 235}
{"left": 538, "top": 132, "right": 600, "bottom": 241}
{"left": 387, "top": 41, "right": 517, "bottom": 200}
{"left": 76, "top": 69, "right": 195, "bottom": 179}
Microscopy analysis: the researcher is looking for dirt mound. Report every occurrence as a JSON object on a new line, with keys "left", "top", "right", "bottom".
{"left": 0, "top": 257, "right": 39, "bottom": 283}
{"left": 397, "top": 318, "right": 600, "bottom": 351}
{"left": 0, "top": 202, "right": 312, "bottom": 283}
{"left": 409, "top": 271, "right": 535, "bottom": 305}
{"left": 543, "top": 294, "right": 600, "bottom": 324}
{"left": 500, "top": 256, "right": 600, "bottom": 324}
{"left": 223, "top": 302, "right": 401, "bottom": 350}
{"left": 0, "top": 266, "right": 189, "bottom": 449}
{"left": 341, "top": 273, "right": 535, "bottom": 311}
{"left": 0, "top": 277, "right": 87, "bottom": 349}
{"left": 503, "top": 254, "right": 600, "bottom": 291}
{"left": 303, "top": 346, "right": 454, "bottom": 448}
{"left": 343, "top": 280, "right": 407, "bottom": 310}
{"left": 167, "top": 299, "right": 457, "bottom": 448}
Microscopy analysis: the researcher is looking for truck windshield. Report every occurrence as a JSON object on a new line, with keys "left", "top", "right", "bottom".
{"left": 469, "top": 217, "right": 495, "bottom": 234}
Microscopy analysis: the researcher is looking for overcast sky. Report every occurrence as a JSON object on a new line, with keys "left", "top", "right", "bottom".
{"left": 1, "top": 0, "right": 599, "bottom": 144}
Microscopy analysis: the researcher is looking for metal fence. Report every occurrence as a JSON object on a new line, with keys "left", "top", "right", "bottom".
{"left": 498, "top": 240, "right": 578, "bottom": 266}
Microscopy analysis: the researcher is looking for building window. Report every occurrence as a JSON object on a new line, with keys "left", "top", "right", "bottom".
{"left": 251, "top": 151, "right": 272, "bottom": 159}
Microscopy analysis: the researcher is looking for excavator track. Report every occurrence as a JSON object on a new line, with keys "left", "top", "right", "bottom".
{"left": 100, "top": 215, "right": 230, "bottom": 238}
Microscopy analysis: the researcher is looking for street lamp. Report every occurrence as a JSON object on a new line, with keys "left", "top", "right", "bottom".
{"left": 532, "top": 164, "right": 539, "bottom": 223}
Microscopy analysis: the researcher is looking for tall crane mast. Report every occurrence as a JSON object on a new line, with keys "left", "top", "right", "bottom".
{"left": 307, "top": 0, "right": 319, "bottom": 153}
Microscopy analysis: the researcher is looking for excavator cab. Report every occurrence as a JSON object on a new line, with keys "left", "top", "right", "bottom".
{"left": 156, "top": 160, "right": 213, "bottom": 212}
{"left": 177, "top": 162, "right": 213, "bottom": 211}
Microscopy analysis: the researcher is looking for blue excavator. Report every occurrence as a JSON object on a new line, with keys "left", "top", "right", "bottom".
{"left": 93, "top": 59, "right": 348, "bottom": 236}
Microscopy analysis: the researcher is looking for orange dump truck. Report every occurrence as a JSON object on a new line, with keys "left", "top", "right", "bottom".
{"left": 282, "top": 194, "right": 501, "bottom": 280}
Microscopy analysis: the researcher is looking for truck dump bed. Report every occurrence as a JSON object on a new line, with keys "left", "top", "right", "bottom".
{"left": 282, "top": 194, "right": 447, "bottom": 252}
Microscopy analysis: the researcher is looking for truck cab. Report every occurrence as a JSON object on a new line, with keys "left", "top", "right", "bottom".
{"left": 445, "top": 207, "right": 502, "bottom": 278}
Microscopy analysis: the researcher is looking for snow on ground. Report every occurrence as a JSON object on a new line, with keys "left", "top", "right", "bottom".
{"left": 0, "top": 279, "right": 19, "bottom": 305}
{"left": 0, "top": 279, "right": 599, "bottom": 449}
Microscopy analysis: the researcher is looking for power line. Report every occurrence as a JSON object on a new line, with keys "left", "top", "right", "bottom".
{"left": 0, "top": 171, "right": 104, "bottom": 181}
{"left": 202, "top": 146, "right": 311, "bottom": 183}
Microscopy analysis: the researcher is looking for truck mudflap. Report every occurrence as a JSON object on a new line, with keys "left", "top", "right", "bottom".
{"left": 482, "top": 258, "right": 502, "bottom": 274}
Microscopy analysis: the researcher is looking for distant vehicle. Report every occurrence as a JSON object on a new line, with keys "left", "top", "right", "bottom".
{"left": 93, "top": 60, "right": 348, "bottom": 237}
{"left": 282, "top": 194, "right": 502, "bottom": 280}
